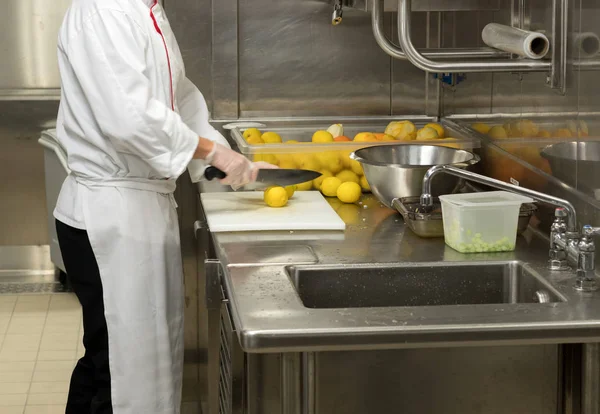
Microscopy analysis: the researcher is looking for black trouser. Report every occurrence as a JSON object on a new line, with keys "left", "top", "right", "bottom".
{"left": 56, "top": 220, "right": 113, "bottom": 414}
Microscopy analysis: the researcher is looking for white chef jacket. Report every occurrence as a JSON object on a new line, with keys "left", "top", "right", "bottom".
{"left": 54, "top": 0, "right": 229, "bottom": 230}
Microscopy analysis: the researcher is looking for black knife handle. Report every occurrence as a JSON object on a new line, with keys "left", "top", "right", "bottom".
{"left": 205, "top": 167, "right": 227, "bottom": 181}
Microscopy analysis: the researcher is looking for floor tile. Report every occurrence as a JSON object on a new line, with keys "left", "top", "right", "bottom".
{"left": 28, "top": 383, "right": 70, "bottom": 395}
{"left": 0, "top": 362, "right": 35, "bottom": 372}
{"left": 1, "top": 335, "right": 42, "bottom": 352}
{"left": 32, "top": 369, "right": 73, "bottom": 383}
{"left": 0, "top": 371, "right": 33, "bottom": 383}
{"left": 0, "top": 335, "right": 4, "bottom": 348}
{"left": 15, "top": 296, "right": 50, "bottom": 305}
{"left": 13, "top": 302, "right": 48, "bottom": 314}
{"left": 36, "top": 351, "right": 76, "bottom": 362}
{"left": 0, "top": 303, "right": 16, "bottom": 313}
{"left": 0, "top": 350, "right": 38, "bottom": 362}
{"left": 33, "top": 361, "right": 75, "bottom": 372}
{"left": 39, "top": 333, "right": 78, "bottom": 352}
{"left": 0, "top": 394, "right": 27, "bottom": 406}
{"left": 0, "top": 383, "right": 30, "bottom": 395}
{"left": 24, "top": 405, "right": 65, "bottom": 414}
{"left": 0, "top": 317, "right": 10, "bottom": 334}
{"left": 0, "top": 406, "right": 25, "bottom": 414}
{"left": 26, "top": 394, "right": 68, "bottom": 406}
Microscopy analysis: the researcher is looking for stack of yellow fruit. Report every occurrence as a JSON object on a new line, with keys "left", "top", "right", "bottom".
{"left": 243, "top": 121, "right": 458, "bottom": 199}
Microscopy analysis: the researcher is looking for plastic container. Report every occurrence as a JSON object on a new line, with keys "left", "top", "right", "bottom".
{"left": 228, "top": 121, "right": 479, "bottom": 191}
{"left": 439, "top": 191, "right": 534, "bottom": 253}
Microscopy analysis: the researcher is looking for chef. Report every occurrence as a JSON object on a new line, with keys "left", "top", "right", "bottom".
{"left": 53, "top": 0, "right": 262, "bottom": 412}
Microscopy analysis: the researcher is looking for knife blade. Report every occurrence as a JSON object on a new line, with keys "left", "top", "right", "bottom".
{"left": 205, "top": 167, "right": 321, "bottom": 187}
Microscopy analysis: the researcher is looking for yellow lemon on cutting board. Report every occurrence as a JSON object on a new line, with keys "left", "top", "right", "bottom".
{"left": 285, "top": 185, "right": 297, "bottom": 199}
{"left": 337, "top": 182, "right": 362, "bottom": 204}
{"left": 264, "top": 186, "right": 288, "bottom": 208}
{"left": 425, "top": 123, "right": 445, "bottom": 138}
{"left": 313, "top": 170, "right": 333, "bottom": 191}
{"left": 312, "top": 130, "right": 334, "bottom": 143}
{"left": 336, "top": 169, "right": 360, "bottom": 184}
{"left": 243, "top": 128, "right": 261, "bottom": 139}
{"left": 321, "top": 177, "right": 342, "bottom": 197}
{"left": 359, "top": 175, "right": 370, "bottom": 192}
{"left": 296, "top": 181, "right": 313, "bottom": 191}
{"left": 261, "top": 132, "right": 283, "bottom": 144}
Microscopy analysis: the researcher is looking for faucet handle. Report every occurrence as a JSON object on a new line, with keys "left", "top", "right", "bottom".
{"left": 555, "top": 207, "right": 568, "bottom": 218}
{"left": 582, "top": 225, "right": 600, "bottom": 238}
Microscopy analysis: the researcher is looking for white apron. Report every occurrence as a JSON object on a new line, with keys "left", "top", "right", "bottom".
{"left": 63, "top": 2, "right": 189, "bottom": 412}
{"left": 77, "top": 175, "right": 184, "bottom": 414}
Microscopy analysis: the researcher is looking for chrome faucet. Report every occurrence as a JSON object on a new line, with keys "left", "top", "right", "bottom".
{"left": 420, "top": 164, "right": 599, "bottom": 292}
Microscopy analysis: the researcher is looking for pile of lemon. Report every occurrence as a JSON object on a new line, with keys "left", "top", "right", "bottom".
{"left": 472, "top": 119, "right": 590, "bottom": 139}
{"left": 245, "top": 122, "right": 451, "bottom": 208}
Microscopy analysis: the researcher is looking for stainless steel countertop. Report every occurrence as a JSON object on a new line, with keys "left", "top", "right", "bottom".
{"left": 207, "top": 194, "right": 600, "bottom": 353}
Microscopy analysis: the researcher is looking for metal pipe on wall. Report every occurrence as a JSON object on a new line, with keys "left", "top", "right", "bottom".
{"left": 395, "top": 0, "right": 552, "bottom": 72}
{"left": 371, "top": 0, "right": 510, "bottom": 60}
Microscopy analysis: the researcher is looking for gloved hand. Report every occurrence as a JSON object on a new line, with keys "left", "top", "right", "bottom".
{"left": 205, "top": 143, "right": 277, "bottom": 190}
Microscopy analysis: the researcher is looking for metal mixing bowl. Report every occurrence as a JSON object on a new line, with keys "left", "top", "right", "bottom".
{"left": 541, "top": 141, "right": 600, "bottom": 194}
{"left": 351, "top": 145, "right": 480, "bottom": 208}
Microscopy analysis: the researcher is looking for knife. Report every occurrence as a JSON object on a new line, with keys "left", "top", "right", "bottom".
{"left": 204, "top": 166, "right": 321, "bottom": 187}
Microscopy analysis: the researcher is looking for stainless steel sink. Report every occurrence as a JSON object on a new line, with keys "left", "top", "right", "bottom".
{"left": 287, "top": 262, "right": 566, "bottom": 309}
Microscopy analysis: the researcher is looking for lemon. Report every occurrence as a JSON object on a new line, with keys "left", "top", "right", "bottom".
{"left": 279, "top": 160, "right": 297, "bottom": 170}
{"left": 285, "top": 185, "right": 297, "bottom": 198}
{"left": 471, "top": 123, "right": 491, "bottom": 135}
{"left": 359, "top": 175, "right": 370, "bottom": 192}
{"left": 261, "top": 154, "right": 279, "bottom": 166}
{"left": 321, "top": 177, "right": 342, "bottom": 197}
{"left": 339, "top": 150, "right": 353, "bottom": 168}
{"left": 299, "top": 157, "right": 321, "bottom": 172}
{"left": 285, "top": 140, "right": 300, "bottom": 144}
{"left": 243, "top": 128, "right": 261, "bottom": 139}
{"left": 313, "top": 170, "right": 333, "bottom": 191}
{"left": 416, "top": 127, "right": 440, "bottom": 141}
{"left": 488, "top": 126, "right": 508, "bottom": 139}
{"left": 336, "top": 169, "right": 360, "bottom": 184}
{"left": 425, "top": 123, "right": 445, "bottom": 138}
{"left": 316, "top": 151, "right": 343, "bottom": 174}
{"left": 246, "top": 135, "right": 264, "bottom": 145}
{"left": 261, "top": 132, "right": 283, "bottom": 144}
{"left": 253, "top": 154, "right": 263, "bottom": 162}
{"left": 312, "top": 130, "right": 334, "bottom": 143}
{"left": 277, "top": 153, "right": 295, "bottom": 165}
{"left": 349, "top": 159, "right": 364, "bottom": 176}
{"left": 380, "top": 134, "right": 396, "bottom": 141}
{"left": 296, "top": 181, "right": 313, "bottom": 191}
{"left": 264, "top": 186, "right": 288, "bottom": 208}
{"left": 353, "top": 132, "right": 378, "bottom": 142}
{"left": 337, "top": 182, "right": 362, "bottom": 204}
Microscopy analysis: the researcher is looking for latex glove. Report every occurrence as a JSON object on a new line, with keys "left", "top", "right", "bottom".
{"left": 205, "top": 143, "right": 256, "bottom": 190}
{"left": 253, "top": 161, "right": 279, "bottom": 170}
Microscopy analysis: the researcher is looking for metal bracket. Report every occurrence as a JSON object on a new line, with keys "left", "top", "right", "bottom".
{"left": 550, "top": 0, "right": 569, "bottom": 93}
{"left": 205, "top": 259, "right": 223, "bottom": 309}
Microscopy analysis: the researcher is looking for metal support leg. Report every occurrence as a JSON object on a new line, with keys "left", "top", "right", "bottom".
{"left": 583, "top": 343, "right": 600, "bottom": 414}
{"left": 282, "top": 354, "right": 302, "bottom": 414}
{"left": 303, "top": 353, "right": 316, "bottom": 414}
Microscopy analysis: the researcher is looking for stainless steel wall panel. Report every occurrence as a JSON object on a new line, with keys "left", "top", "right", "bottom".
{"left": 237, "top": 2, "right": 392, "bottom": 117}
{"left": 212, "top": 0, "right": 240, "bottom": 119}
{"left": 0, "top": 0, "right": 70, "bottom": 93}
{"left": 390, "top": 11, "right": 428, "bottom": 115}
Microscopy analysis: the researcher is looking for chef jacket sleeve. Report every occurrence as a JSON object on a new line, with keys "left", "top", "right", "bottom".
{"left": 175, "top": 77, "right": 232, "bottom": 182}
{"left": 65, "top": 9, "right": 199, "bottom": 178}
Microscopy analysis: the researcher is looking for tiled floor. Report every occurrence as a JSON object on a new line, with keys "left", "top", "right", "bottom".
{"left": 0, "top": 294, "right": 83, "bottom": 414}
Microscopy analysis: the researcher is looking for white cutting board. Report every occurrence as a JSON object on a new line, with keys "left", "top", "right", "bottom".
{"left": 200, "top": 191, "right": 346, "bottom": 232}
